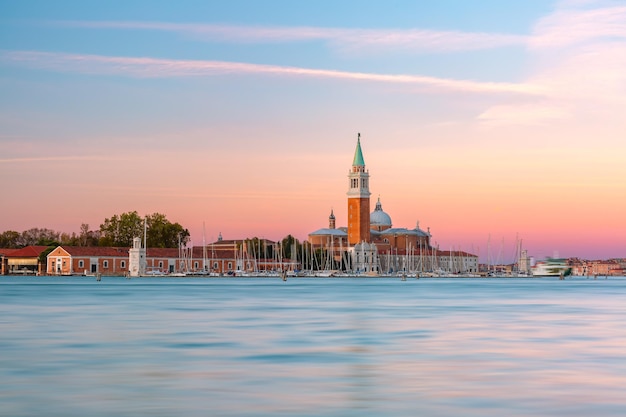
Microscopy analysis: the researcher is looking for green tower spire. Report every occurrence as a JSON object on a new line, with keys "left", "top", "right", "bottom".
{"left": 352, "top": 133, "right": 365, "bottom": 166}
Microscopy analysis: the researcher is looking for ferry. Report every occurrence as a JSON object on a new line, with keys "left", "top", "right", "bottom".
{"left": 531, "top": 258, "right": 572, "bottom": 277}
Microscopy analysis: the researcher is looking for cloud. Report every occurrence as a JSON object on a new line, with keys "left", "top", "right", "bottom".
{"left": 0, "top": 155, "right": 128, "bottom": 163}
{"left": 55, "top": 20, "right": 528, "bottom": 54}
{"left": 529, "top": 4, "right": 626, "bottom": 49}
{"left": 478, "top": 1, "right": 626, "bottom": 127}
{"left": 478, "top": 103, "right": 571, "bottom": 127}
{"left": 52, "top": 5, "right": 626, "bottom": 54}
{"left": 0, "top": 50, "right": 543, "bottom": 95}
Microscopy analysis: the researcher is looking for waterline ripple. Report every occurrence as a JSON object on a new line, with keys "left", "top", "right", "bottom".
{"left": 1, "top": 276, "right": 626, "bottom": 416}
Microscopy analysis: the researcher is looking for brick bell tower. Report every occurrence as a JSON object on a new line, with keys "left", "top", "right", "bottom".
{"left": 347, "top": 133, "right": 371, "bottom": 245}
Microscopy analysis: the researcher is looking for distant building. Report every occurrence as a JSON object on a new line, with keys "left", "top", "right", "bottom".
{"left": 308, "top": 134, "right": 478, "bottom": 274}
{"left": 347, "top": 133, "right": 371, "bottom": 245}
{"left": 44, "top": 237, "right": 298, "bottom": 276}
{"left": 0, "top": 248, "right": 20, "bottom": 275}
{"left": 569, "top": 258, "right": 624, "bottom": 276}
{"left": 47, "top": 246, "right": 132, "bottom": 276}
{"left": 1, "top": 246, "right": 48, "bottom": 275}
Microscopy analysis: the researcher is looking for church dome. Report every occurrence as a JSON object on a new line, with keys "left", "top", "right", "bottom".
{"left": 370, "top": 197, "right": 392, "bottom": 227}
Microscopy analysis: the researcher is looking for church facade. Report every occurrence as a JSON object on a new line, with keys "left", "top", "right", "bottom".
{"left": 308, "top": 134, "right": 478, "bottom": 275}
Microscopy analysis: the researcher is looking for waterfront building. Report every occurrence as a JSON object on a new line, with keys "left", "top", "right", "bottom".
{"left": 308, "top": 134, "right": 478, "bottom": 274}
{"left": 1, "top": 246, "right": 48, "bottom": 275}
{"left": 43, "top": 238, "right": 298, "bottom": 276}
{"left": 569, "top": 258, "right": 625, "bottom": 276}
{"left": 47, "top": 246, "right": 134, "bottom": 276}
{"left": 0, "top": 248, "right": 20, "bottom": 275}
{"left": 308, "top": 210, "right": 348, "bottom": 249}
{"left": 347, "top": 133, "right": 371, "bottom": 245}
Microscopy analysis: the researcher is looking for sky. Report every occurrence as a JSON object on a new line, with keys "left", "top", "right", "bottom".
{"left": 1, "top": 0, "right": 625, "bottom": 262}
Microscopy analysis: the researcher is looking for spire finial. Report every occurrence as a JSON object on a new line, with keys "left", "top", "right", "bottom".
{"left": 352, "top": 133, "right": 365, "bottom": 166}
{"left": 375, "top": 196, "right": 382, "bottom": 211}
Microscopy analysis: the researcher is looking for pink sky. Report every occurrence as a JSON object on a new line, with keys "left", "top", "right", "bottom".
{"left": 1, "top": 1, "right": 625, "bottom": 262}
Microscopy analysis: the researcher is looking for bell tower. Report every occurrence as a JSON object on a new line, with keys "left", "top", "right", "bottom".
{"left": 347, "top": 133, "right": 371, "bottom": 245}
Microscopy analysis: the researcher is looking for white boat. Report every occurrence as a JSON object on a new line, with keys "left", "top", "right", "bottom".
{"left": 532, "top": 258, "right": 572, "bottom": 277}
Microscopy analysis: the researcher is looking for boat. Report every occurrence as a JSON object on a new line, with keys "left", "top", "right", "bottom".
{"left": 531, "top": 258, "right": 572, "bottom": 277}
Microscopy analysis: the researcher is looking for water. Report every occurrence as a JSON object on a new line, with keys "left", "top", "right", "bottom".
{"left": 2, "top": 276, "right": 626, "bottom": 417}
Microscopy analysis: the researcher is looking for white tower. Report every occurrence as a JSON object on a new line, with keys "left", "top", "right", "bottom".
{"left": 128, "top": 236, "right": 146, "bottom": 277}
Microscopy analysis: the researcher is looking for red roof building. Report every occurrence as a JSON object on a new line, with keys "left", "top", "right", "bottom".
{"left": 2, "top": 246, "right": 49, "bottom": 275}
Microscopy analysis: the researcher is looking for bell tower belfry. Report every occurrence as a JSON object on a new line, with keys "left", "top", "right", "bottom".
{"left": 347, "top": 133, "right": 371, "bottom": 245}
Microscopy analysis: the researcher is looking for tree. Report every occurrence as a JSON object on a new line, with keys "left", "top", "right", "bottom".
{"left": 146, "top": 213, "right": 189, "bottom": 248}
{"left": 243, "top": 237, "right": 275, "bottom": 261}
{"left": 99, "top": 211, "right": 144, "bottom": 247}
{"left": 0, "top": 230, "right": 21, "bottom": 248}
{"left": 280, "top": 234, "right": 300, "bottom": 260}
{"left": 59, "top": 232, "right": 79, "bottom": 246}
{"left": 79, "top": 223, "right": 100, "bottom": 247}
{"left": 18, "top": 228, "right": 60, "bottom": 246}
{"left": 99, "top": 211, "right": 189, "bottom": 248}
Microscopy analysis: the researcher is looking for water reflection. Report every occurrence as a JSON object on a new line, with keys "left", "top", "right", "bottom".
{"left": 1, "top": 277, "right": 626, "bottom": 416}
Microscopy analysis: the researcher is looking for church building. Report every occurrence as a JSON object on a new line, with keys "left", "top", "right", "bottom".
{"left": 308, "top": 134, "right": 477, "bottom": 275}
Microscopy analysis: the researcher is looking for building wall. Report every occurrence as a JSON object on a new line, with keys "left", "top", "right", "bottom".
{"left": 308, "top": 235, "right": 348, "bottom": 248}
{"left": 48, "top": 247, "right": 71, "bottom": 275}
{"left": 373, "top": 234, "right": 431, "bottom": 256}
{"left": 8, "top": 257, "right": 41, "bottom": 274}
{"left": 146, "top": 258, "right": 175, "bottom": 273}
{"left": 348, "top": 197, "right": 370, "bottom": 245}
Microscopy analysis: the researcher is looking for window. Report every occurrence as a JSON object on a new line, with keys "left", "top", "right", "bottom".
{"left": 214, "top": 262, "right": 218, "bottom": 269}
{"left": 194, "top": 261, "right": 199, "bottom": 269}
{"left": 78, "top": 260, "right": 84, "bottom": 268}
{"left": 121, "top": 261, "right": 126, "bottom": 269}
{"left": 159, "top": 261, "right": 163, "bottom": 268}
{"left": 103, "top": 260, "right": 109, "bottom": 268}
{"left": 228, "top": 262, "right": 232, "bottom": 270}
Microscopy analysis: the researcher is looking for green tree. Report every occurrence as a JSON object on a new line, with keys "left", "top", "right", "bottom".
{"left": 145, "top": 213, "right": 189, "bottom": 248}
{"left": 99, "top": 211, "right": 189, "bottom": 248}
{"left": 0, "top": 230, "right": 21, "bottom": 248}
{"left": 243, "top": 237, "right": 275, "bottom": 260}
{"left": 99, "top": 211, "right": 144, "bottom": 247}
{"left": 280, "top": 234, "right": 300, "bottom": 260}
{"left": 38, "top": 246, "right": 58, "bottom": 271}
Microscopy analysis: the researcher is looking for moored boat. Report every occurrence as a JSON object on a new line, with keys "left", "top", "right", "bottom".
{"left": 532, "top": 258, "right": 572, "bottom": 277}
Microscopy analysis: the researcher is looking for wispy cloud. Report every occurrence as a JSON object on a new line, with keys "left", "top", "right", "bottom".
{"left": 478, "top": 103, "right": 571, "bottom": 127}
{"left": 55, "top": 20, "right": 528, "bottom": 53}
{"left": 529, "top": 4, "right": 626, "bottom": 49}
{"left": 56, "top": 4, "right": 626, "bottom": 53}
{"left": 0, "top": 50, "right": 542, "bottom": 95}
{"left": 478, "top": 1, "right": 626, "bottom": 127}
{"left": 0, "top": 155, "right": 128, "bottom": 163}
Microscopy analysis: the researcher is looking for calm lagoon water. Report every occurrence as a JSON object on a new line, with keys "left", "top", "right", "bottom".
{"left": 2, "top": 276, "right": 626, "bottom": 417}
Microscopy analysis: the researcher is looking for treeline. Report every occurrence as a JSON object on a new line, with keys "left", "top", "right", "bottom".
{"left": 0, "top": 211, "right": 189, "bottom": 249}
